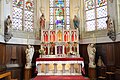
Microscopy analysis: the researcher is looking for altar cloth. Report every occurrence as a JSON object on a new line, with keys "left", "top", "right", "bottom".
{"left": 36, "top": 57, "right": 84, "bottom": 61}
{"left": 36, "top": 57, "right": 85, "bottom": 75}
{"left": 36, "top": 57, "right": 84, "bottom": 68}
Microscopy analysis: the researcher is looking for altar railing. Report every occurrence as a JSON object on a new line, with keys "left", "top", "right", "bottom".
{"left": 36, "top": 57, "right": 84, "bottom": 75}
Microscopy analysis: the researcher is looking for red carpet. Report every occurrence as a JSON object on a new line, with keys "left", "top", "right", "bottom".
{"left": 33, "top": 75, "right": 90, "bottom": 80}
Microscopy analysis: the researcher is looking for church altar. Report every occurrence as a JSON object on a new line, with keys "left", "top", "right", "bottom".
{"left": 36, "top": 57, "right": 84, "bottom": 75}
{"left": 36, "top": 0, "right": 82, "bottom": 77}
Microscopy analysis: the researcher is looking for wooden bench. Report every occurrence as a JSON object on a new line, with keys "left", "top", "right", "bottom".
{"left": 0, "top": 71, "right": 11, "bottom": 80}
{"left": 98, "top": 76, "right": 106, "bottom": 80}
{"left": 106, "top": 72, "right": 115, "bottom": 80}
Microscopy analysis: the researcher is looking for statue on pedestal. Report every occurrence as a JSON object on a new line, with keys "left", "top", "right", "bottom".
{"left": 25, "top": 45, "right": 34, "bottom": 69}
{"left": 4, "top": 15, "right": 13, "bottom": 42}
{"left": 73, "top": 15, "right": 80, "bottom": 29}
{"left": 87, "top": 43, "right": 96, "bottom": 68}
{"left": 106, "top": 15, "right": 116, "bottom": 41}
{"left": 40, "top": 13, "right": 45, "bottom": 29}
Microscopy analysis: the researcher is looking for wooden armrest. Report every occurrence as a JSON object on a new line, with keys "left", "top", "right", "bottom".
{"left": 98, "top": 76, "right": 106, "bottom": 79}
{"left": 0, "top": 72, "right": 11, "bottom": 79}
{"left": 106, "top": 72, "right": 115, "bottom": 75}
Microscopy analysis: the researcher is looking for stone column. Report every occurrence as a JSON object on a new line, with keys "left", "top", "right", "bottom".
{"left": 45, "top": 64, "right": 49, "bottom": 73}
{"left": 62, "top": 64, "right": 66, "bottom": 73}
{"left": 37, "top": 64, "right": 41, "bottom": 74}
{"left": 78, "top": 64, "right": 81, "bottom": 74}
{"left": 54, "top": 63, "right": 57, "bottom": 73}
{"left": 70, "top": 64, "right": 74, "bottom": 73}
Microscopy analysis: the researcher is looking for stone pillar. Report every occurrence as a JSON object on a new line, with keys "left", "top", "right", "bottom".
{"left": 45, "top": 64, "right": 49, "bottom": 73}
{"left": 70, "top": 64, "right": 74, "bottom": 73}
{"left": 62, "top": 64, "right": 66, "bottom": 73}
{"left": 78, "top": 64, "right": 81, "bottom": 74}
{"left": 37, "top": 64, "right": 41, "bottom": 73}
{"left": 54, "top": 63, "right": 57, "bottom": 73}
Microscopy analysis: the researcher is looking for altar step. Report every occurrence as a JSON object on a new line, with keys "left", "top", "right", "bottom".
{"left": 33, "top": 75, "right": 90, "bottom": 80}
{"left": 37, "top": 70, "right": 82, "bottom": 76}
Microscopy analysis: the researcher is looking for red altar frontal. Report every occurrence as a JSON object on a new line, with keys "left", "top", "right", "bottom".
{"left": 36, "top": 57, "right": 85, "bottom": 76}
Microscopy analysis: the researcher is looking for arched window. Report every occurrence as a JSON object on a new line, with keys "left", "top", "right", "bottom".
{"left": 117, "top": 0, "right": 120, "bottom": 26}
{"left": 0, "top": 0, "right": 1, "bottom": 28}
{"left": 49, "top": 0, "right": 70, "bottom": 30}
{"left": 84, "top": 0, "right": 107, "bottom": 31}
{"left": 12, "top": 0, "right": 34, "bottom": 32}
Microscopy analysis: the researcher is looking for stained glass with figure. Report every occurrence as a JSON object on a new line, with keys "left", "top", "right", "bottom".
{"left": 24, "top": 0, "right": 34, "bottom": 32}
{"left": 55, "top": 0, "right": 64, "bottom": 7}
{"left": 85, "top": 0, "right": 94, "bottom": 10}
{"left": 12, "top": 0, "right": 23, "bottom": 31}
{"left": 84, "top": 0, "right": 107, "bottom": 31}
{"left": 12, "top": 0, "right": 34, "bottom": 32}
{"left": 96, "top": 0, "right": 107, "bottom": 7}
{"left": 13, "top": 0, "right": 23, "bottom": 8}
{"left": 49, "top": 0, "right": 70, "bottom": 30}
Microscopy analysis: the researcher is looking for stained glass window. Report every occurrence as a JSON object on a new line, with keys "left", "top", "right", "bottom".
{"left": 84, "top": 0, "right": 107, "bottom": 31}
{"left": 12, "top": 0, "right": 34, "bottom": 32}
{"left": 117, "top": 0, "right": 120, "bottom": 25}
{"left": 0, "top": 0, "right": 1, "bottom": 29}
{"left": 49, "top": 0, "right": 70, "bottom": 30}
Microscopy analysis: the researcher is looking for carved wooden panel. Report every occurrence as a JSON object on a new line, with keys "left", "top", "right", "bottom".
{"left": 106, "top": 44, "right": 115, "bottom": 65}
{"left": 115, "top": 43, "right": 120, "bottom": 68}
{"left": 5, "top": 45, "right": 12, "bottom": 64}
{"left": 0, "top": 44, "right": 5, "bottom": 65}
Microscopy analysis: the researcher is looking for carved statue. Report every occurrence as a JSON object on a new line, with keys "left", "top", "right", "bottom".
{"left": 73, "top": 15, "right": 80, "bottom": 29}
{"left": 97, "top": 56, "right": 105, "bottom": 67}
{"left": 106, "top": 15, "right": 116, "bottom": 41}
{"left": 4, "top": 15, "right": 13, "bottom": 42}
{"left": 25, "top": 45, "right": 34, "bottom": 69}
{"left": 87, "top": 43, "right": 96, "bottom": 68}
{"left": 40, "top": 13, "right": 45, "bottom": 29}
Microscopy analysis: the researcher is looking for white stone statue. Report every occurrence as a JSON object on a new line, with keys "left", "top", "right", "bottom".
{"left": 25, "top": 45, "right": 34, "bottom": 69}
{"left": 97, "top": 56, "right": 105, "bottom": 67}
{"left": 87, "top": 43, "right": 96, "bottom": 68}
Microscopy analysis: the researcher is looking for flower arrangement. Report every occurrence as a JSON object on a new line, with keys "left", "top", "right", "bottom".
{"left": 67, "top": 51, "right": 78, "bottom": 57}
{"left": 39, "top": 48, "right": 45, "bottom": 55}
